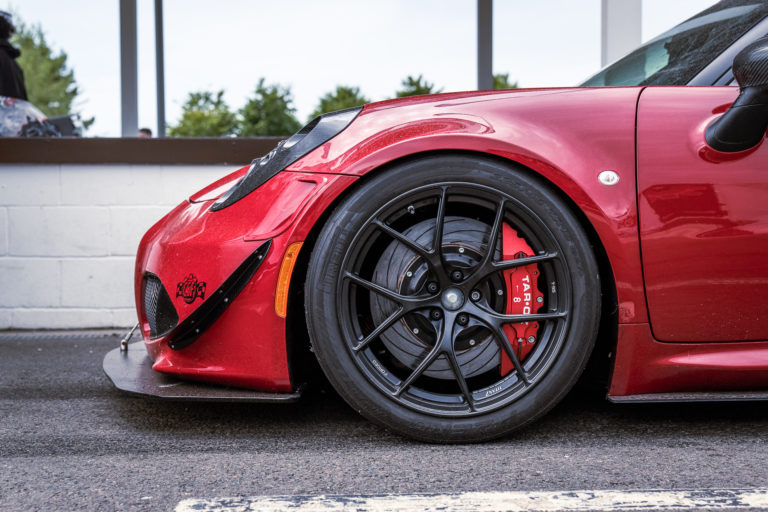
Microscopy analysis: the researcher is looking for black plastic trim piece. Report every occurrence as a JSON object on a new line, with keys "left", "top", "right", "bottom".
{"left": 104, "top": 341, "right": 303, "bottom": 402}
{"left": 210, "top": 107, "right": 362, "bottom": 211}
{"left": 167, "top": 240, "right": 271, "bottom": 350}
{"left": 705, "top": 87, "right": 768, "bottom": 152}
{"left": 608, "top": 391, "right": 768, "bottom": 403}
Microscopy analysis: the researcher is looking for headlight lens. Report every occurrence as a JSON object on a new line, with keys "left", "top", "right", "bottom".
{"left": 210, "top": 107, "right": 362, "bottom": 211}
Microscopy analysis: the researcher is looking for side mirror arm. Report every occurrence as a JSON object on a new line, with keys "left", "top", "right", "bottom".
{"left": 705, "top": 87, "right": 768, "bottom": 152}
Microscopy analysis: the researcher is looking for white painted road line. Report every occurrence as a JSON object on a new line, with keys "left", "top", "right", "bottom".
{"left": 176, "top": 488, "right": 768, "bottom": 512}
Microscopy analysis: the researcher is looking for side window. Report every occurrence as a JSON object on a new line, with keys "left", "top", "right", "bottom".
{"left": 581, "top": 4, "right": 768, "bottom": 87}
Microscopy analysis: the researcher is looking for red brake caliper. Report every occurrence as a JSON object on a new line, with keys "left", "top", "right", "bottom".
{"left": 500, "top": 223, "right": 544, "bottom": 376}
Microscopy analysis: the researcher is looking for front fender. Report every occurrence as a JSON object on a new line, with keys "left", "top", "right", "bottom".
{"left": 288, "top": 87, "right": 646, "bottom": 323}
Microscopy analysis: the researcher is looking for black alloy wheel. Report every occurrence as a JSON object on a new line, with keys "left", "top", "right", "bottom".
{"left": 306, "top": 155, "right": 600, "bottom": 442}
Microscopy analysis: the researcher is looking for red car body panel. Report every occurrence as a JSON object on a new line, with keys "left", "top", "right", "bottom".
{"left": 611, "top": 324, "right": 768, "bottom": 395}
{"left": 637, "top": 87, "right": 768, "bottom": 342}
{"left": 135, "top": 86, "right": 768, "bottom": 397}
{"left": 606, "top": 86, "right": 768, "bottom": 396}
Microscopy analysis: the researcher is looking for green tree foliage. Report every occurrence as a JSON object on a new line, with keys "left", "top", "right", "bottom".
{"left": 12, "top": 20, "right": 93, "bottom": 126}
{"left": 168, "top": 90, "right": 237, "bottom": 137}
{"left": 395, "top": 74, "right": 441, "bottom": 97}
{"left": 310, "top": 85, "right": 369, "bottom": 119}
{"left": 493, "top": 73, "right": 518, "bottom": 90}
{"left": 238, "top": 78, "right": 301, "bottom": 136}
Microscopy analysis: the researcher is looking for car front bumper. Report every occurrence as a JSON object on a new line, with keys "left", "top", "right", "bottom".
{"left": 131, "top": 170, "right": 358, "bottom": 392}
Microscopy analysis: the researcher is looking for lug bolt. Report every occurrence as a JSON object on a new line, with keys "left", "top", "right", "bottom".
{"left": 458, "top": 247, "right": 465, "bottom": 254}
{"left": 426, "top": 282, "right": 439, "bottom": 293}
{"left": 406, "top": 271, "right": 413, "bottom": 278}
{"left": 470, "top": 290, "right": 481, "bottom": 302}
{"left": 537, "top": 296, "right": 544, "bottom": 303}
{"left": 407, "top": 205, "right": 415, "bottom": 214}
{"left": 469, "top": 339, "right": 476, "bottom": 346}
{"left": 451, "top": 270, "right": 463, "bottom": 282}
{"left": 497, "top": 289, "right": 504, "bottom": 296}
{"left": 413, "top": 328, "right": 420, "bottom": 335}
{"left": 528, "top": 336, "right": 536, "bottom": 343}
{"left": 430, "top": 309, "right": 442, "bottom": 320}
{"left": 457, "top": 313, "right": 469, "bottom": 326}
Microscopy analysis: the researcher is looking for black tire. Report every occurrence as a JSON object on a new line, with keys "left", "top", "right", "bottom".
{"left": 305, "top": 155, "right": 600, "bottom": 442}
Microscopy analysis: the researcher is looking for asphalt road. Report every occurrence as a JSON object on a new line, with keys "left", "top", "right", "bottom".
{"left": 1, "top": 331, "right": 768, "bottom": 511}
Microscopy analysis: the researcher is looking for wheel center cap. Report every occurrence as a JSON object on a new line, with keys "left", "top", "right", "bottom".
{"left": 441, "top": 288, "right": 465, "bottom": 311}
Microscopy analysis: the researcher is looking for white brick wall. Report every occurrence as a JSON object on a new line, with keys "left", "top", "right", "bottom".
{"left": 0, "top": 163, "right": 232, "bottom": 329}
{"left": 0, "top": 207, "right": 7, "bottom": 255}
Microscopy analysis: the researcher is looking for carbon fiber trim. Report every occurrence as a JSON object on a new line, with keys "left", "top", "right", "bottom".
{"left": 0, "top": 330, "right": 126, "bottom": 340}
{"left": 608, "top": 391, "right": 768, "bottom": 403}
{"left": 733, "top": 34, "right": 768, "bottom": 87}
{"left": 706, "top": 34, "right": 768, "bottom": 152}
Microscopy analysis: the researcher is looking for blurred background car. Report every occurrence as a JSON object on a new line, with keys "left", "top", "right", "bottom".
{"left": 0, "top": 95, "right": 81, "bottom": 136}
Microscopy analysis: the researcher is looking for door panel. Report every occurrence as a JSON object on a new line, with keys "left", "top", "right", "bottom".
{"left": 637, "top": 87, "right": 768, "bottom": 342}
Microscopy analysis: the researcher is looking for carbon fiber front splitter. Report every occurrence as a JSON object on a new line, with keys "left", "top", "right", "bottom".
{"left": 103, "top": 342, "right": 303, "bottom": 403}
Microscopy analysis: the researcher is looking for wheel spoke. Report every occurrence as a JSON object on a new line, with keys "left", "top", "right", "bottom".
{"left": 394, "top": 322, "right": 447, "bottom": 397}
{"left": 489, "top": 324, "right": 530, "bottom": 385}
{"left": 467, "top": 251, "right": 560, "bottom": 288}
{"left": 433, "top": 187, "right": 448, "bottom": 256}
{"left": 483, "top": 310, "right": 567, "bottom": 324}
{"left": 446, "top": 348, "right": 475, "bottom": 412}
{"left": 352, "top": 306, "right": 407, "bottom": 352}
{"left": 373, "top": 220, "right": 432, "bottom": 261}
{"left": 492, "top": 252, "right": 558, "bottom": 271}
{"left": 344, "top": 271, "right": 411, "bottom": 305}
{"left": 478, "top": 198, "right": 506, "bottom": 270}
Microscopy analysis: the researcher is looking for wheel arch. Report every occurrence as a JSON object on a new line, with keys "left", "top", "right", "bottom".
{"left": 285, "top": 149, "right": 619, "bottom": 389}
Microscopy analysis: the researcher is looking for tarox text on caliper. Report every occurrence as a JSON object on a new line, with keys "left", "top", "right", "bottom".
{"left": 500, "top": 223, "right": 544, "bottom": 376}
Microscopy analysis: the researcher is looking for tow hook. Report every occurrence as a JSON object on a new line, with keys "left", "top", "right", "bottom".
{"left": 120, "top": 323, "right": 139, "bottom": 352}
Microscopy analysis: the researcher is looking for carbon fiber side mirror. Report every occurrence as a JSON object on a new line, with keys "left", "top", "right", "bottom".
{"left": 706, "top": 34, "right": 768, "bottom": 153}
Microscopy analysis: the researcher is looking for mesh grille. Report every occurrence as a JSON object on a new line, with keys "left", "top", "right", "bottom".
{"left": 142, "top": 274, "right": 179, "bottom": 338}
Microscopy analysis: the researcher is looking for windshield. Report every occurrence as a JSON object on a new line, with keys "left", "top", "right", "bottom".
{"left": 581, "top": 0, "right": 768, "bottom": 86}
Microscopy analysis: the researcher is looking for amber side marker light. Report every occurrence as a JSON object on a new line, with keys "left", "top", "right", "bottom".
{"left": 275, "top": 242, "right": 303, "bottom": 318}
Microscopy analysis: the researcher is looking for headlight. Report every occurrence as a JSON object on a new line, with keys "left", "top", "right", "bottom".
{"left": 210, "top": 107, "right": 362, "bottom": 211}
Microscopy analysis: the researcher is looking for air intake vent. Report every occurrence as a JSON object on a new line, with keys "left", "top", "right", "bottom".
{"left": 142, "top": 273, "right": 179, "bottom": 338}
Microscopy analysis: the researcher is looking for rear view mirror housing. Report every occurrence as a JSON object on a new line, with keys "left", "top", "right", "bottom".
{"left": 706, "top": 35, "right": 768, "bottom": 153}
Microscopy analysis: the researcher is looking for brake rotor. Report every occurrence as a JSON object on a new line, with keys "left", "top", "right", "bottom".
{"left": 369, "top": 217, "right": 544, "bottom": 381}
{"left": 371, "top": 217, "right": 504, "bottom": 379}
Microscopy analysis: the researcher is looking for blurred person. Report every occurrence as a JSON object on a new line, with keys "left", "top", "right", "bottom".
{"left": 0, "top": 10, "right": 27, "bottom": 100}
{"left": 138, "top": 127, "right": 152, "bottom": 138}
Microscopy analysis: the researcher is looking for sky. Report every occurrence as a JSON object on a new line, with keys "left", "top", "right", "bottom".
{"left": 4, "top": 0, "right": 718, "bottom": 137}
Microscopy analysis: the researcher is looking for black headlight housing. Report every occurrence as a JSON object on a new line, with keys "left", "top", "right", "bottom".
{"left": 210, "top": 107, "right": 362, "bottom": 211}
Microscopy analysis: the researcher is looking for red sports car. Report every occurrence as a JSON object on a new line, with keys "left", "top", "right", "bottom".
{"left": 105, "top": 1, "right": 768, "bottom": 442}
